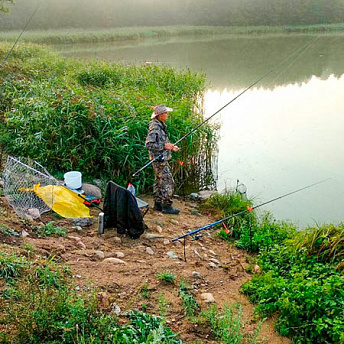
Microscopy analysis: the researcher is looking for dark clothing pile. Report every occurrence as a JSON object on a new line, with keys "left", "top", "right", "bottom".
{"left": 103, "top": 181, "right": 146, "bottom": 239}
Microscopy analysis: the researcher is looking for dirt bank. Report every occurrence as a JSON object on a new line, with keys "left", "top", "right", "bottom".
{"left": 0, "top": 193, "right": 290, "bottom": 344}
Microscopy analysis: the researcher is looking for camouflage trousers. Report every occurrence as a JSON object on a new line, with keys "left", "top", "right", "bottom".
{"left": 152, "top": 161, "right": 174, "bottom": 206}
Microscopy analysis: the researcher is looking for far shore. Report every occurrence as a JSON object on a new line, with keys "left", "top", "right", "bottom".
{"left": 1, "top": 24, "right": 344, "bottom": 45}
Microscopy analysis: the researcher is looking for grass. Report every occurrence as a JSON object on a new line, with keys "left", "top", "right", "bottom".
{"left": 0, "top": 43, "right": 216, "bottom": 192}
{"left": 290, "top": 223, "right": 344, "bottom": 266}
{"left": 200, "top": 303, "right": 262, "bottom": 344}
{"left": 1, "top": 24, "right": 344, "bottom": 45}
{"left": 0, "top": 250, "right": 27, "bottom": 280}
{"left": 178, "top": 281, "right": 200, "bottom": 319}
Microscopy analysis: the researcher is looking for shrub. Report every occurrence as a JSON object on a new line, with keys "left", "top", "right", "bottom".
{"left": 157, "top": 271, "right": 176, "bottom": 284}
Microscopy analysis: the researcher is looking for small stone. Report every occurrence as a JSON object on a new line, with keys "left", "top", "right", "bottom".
{"left": 137, "top": 260, "right": 146, "bottom": 263}
{"left": 209, "top": 258, "right": 220, "bottom": 265}
{"left": 254, "top": 264, "right": 262, "bottom": 274}
{"left": 112, "top": 303, "right": 121, "bottom": 315}
{"left": 71, "top": 218, "right": 93, "bottom": 227}
{"left": 209, "top": 262, "right": 218, "bottom": 269}
{"left": 209, "top": 250, "right": 217, "bottom": 256}
{"left": 114, "top": 237, "right": 122, "bottom": 243}
{"left": 76, "top": 241, "right": 86, "bottom": 250}
{"left": 198, "top": 190, "right": 215, "bottom": 200}
{"left": 94, "top": 250, "right": 105, "bottom": 260}
{"left": 98, "top": 292, "right": 110, "bottom": 308}
{"left": 76, "top": 275, "right": 82, "bottom": 279}
{"left": 201, "top": 293, "right": 215, "bottom": 303}
{"left": 190, "top": 193, "right": 198, "bottom": 199}
{"left": 27, "top": 208, "right": 40, "bottom": 219}
{"left": 21, "top": 230, "right": 29, "bottom": 238}
{"left": 115, "top": 251, "right": 125, "bottom": 258}
{"left": 193, "top": 249, "right": 203, "bottom": 260}
{"left": 75, "top": 226, "right": 82, "bottom": 232}
{"left": 156, "top": 225, "right": 163, "bottom": 233}
{"left": 192, "top": 271, "right": 203, "bottom": 279}
{"left": 163, "top": 239, "right": 170, "bottom": 245}
{"left": 103, "top": 258, "right": 126, "bottom": 264}
{"left": 166, "top": 251, "right": 179, "bottom": 259}
{"left": 146, "top": 247, "right": 154, "bottom": 255}
{"left": 170, "top": 219, "right": 179, "bottom": 225}
{"left": 67, "top": 235, "right": 81, "bottom": 241}
{"left": 144, "top": 233, "right": 164, "bottom": 239}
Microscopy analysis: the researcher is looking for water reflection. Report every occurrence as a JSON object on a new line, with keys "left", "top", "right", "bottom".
{"left": 205, "top": 74, "right": 344, "bottom": 227}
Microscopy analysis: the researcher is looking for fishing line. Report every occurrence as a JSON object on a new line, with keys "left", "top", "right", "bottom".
{"left": 268, "top": 36, "right": 320, "bottom": 85}
{"left": 0, "top": 4, "right": 40, "bottom": 68}
{"left": 172, "top": 177, "right": 331, "bottom": 242}
{"left": 132, "top": 35, "right": 320, "bottom": 177}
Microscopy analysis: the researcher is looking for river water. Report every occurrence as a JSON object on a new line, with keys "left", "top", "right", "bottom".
{"left": 54, "top": 34, "right": 344, "bottom": 228}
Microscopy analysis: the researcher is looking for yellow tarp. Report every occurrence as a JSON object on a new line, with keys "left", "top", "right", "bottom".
{"left": 32, "top": 184, "right": 91, "bottom": 218}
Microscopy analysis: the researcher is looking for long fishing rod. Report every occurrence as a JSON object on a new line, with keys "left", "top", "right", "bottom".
{"left": 0, "top": 4, "right": 40, "bottom": 68}
{"left": 172, "top": 178, "right": 330, "bottom": 242}
{"left": 132, "top": 36, "right": 319, "bottom": 177}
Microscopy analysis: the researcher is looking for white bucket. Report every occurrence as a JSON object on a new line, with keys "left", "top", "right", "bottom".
{"left": 64, "top": 171, "right": 82, "bottom": 189}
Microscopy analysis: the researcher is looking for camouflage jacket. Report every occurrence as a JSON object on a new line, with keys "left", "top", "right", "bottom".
{"left": 145, "top": 118, "right": 171, "bottom": 161}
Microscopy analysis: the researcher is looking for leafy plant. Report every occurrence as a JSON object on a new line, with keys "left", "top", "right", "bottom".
{"left": 0, "top": 251, "right": 27, "bottom": 281}
{"left": 140, "top": 284, "right": 150, "bottom": 299}
{"left": 33, "top": 221, "right": 67, "bottom": 237}
{"left": 179, "top": 281, "right": 200, "bottom": 318}
{"left": 157, "top": 271, "right": 176, "bottom": 284}
{"left": 0, "top": 224, "right": 20, "bottom": 237}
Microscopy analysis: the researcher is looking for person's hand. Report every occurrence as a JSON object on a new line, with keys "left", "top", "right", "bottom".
{"left": 164, "top": 143, "right": 175, "bottom": 150}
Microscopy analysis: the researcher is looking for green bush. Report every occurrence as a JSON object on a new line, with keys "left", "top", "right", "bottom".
{"left": 234, "top": 213, "right": 297, "bottom": 252}
{"left": 241, "top": 224, "right": 344, "bottom": 344}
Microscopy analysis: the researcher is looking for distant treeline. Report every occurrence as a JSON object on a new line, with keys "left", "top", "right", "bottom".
{"left": 0, "top": 0, "right": 344, "bottom": 30}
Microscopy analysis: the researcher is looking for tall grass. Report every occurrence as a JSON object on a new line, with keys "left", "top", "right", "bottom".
{"left": 201, "top": 303, "right": 262, "bottom": 344}
{"left": 1, "top": 24, "right": 344, "bottom": 45}
{"left": 0, "top": 43, "right": 217, "bottom": 192}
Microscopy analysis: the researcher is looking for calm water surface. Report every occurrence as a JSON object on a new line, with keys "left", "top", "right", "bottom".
{"left": 55, "top": 35, "right": 344, "bottom": 227}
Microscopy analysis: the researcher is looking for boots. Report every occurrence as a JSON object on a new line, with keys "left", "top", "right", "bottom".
{"left": 153, "top": 202, "right": 162, "bottom": 211}
{"left": 162, "top": 205, "right": 180, "bottom": 215}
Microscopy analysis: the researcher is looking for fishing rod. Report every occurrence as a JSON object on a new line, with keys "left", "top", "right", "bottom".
{"left": 1, "top": 4, "right": 40, "bottom": 68}
{"left": 132, "top": 36, "right": 319, "bottom": 177}
{"left": 172, "top": 178, "right": 331, "bottom": 242}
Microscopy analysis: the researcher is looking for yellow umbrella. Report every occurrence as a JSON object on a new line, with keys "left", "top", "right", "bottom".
{"left": 28, "top": 184, "right": 91, "bottom": 218}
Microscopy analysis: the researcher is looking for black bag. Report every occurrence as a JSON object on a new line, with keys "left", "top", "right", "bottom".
{"left": 103, "top": 181, "right": 147, "bottom": 239}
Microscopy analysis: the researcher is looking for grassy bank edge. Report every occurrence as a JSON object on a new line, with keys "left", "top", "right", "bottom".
{"left": 1, "top": 24, "right": 344, "bottom": 44}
